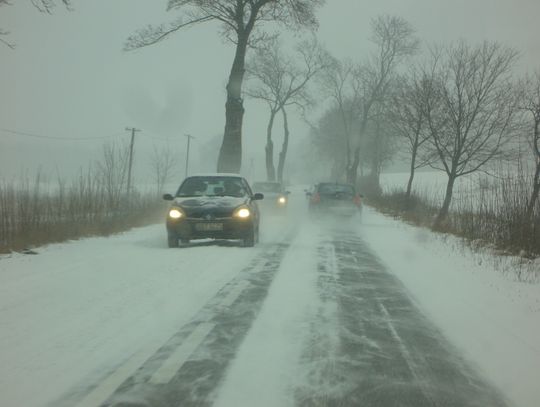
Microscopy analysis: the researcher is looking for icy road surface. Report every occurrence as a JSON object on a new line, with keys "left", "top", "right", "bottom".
{"left": 1, "top": 188, "right": 537, "bottom": 407}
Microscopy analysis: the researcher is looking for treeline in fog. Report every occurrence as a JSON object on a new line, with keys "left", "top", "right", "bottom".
{"left": 297, "top": 16, "right": 539, "bottom": 257}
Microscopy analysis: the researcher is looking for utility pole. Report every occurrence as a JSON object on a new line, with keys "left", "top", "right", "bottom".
{"left": 125, "top": 127, "right": 141, "bottom": 195}
{"left": 184, "top": 134, "right": 195, "bottom": 178}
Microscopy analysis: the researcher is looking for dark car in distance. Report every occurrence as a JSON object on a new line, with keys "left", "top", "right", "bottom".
{"left": 163, "top": 174, "right": 264, "bottom": 248}
{"left": 252, "top": 181, "right": 290, "bottom": 213}
{"left": 307, "top": 182, "right": 362, "bottom": 217}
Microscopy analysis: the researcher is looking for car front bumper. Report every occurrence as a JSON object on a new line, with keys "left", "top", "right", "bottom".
{"left": 166, "top": 217, "right": 255, "bottom": 240}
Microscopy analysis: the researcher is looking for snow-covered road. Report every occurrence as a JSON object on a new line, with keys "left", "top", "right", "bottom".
{"left": 1, "top": 189, "right": 538, "bottom": 407}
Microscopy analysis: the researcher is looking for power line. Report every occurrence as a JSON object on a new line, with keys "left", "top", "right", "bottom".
{"left": 0, "top": 127, "right": 124, "bottom": 141}
{"left": 139, "top": 133, "right": 178, "bottom": 142}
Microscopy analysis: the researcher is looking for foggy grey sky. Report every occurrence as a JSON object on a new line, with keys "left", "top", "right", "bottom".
{"left": 1, "top": 0, "right": 539, "bottom": 182}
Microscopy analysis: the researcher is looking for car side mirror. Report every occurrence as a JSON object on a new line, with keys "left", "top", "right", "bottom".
{"left": 163, "top": 193, "right": 174, "bottom": 201}
{"left": 252, "top": 193, "right": 264, "bottom": 201}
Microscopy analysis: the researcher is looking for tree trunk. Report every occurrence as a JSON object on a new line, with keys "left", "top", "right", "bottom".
{"left": 406, "top": 140, "right": 419, "bottom": 197}
{"left": 217, "top": 36, "right": 249, "bottom": 173}
{"left": 345, "top": 129, "right": 352, "bottom": 180}
{"left": 265, "top": 110, "right": 277, "bottom": 181}
{"left": 434, "top": 174, "right": 457, "bottom": 228}
{"left": 277, "top": 108, "right": 290, "bottom": 184}
{"left": 365, "top": 153, "right": 382, "bottom": 196}
{"left": 526, "top": 120, "right": 540, "bottom": 220}
{"left": 526, "top": 159, "right": 540, "bottom": 221}
{"left": 348, "top": 114, "right": 369, "bottom": 186}
{"left": 370, "top": 154, "right": 379, "bottom": 180}
{"left": 346, "top": 147, "right": 360, "bottom": 185}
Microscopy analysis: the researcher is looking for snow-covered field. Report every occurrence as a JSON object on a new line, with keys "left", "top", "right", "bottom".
{"left": 380, "top": 170, "right": 483, "bottom": 203}
{"left": 380, "top": 168, "right": 535, "bottom": 213}
{"left": 0, "top": 187, "right": 538, "bottom": 407}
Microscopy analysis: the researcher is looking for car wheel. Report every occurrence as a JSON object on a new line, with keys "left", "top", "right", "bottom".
{"left": 167, "top": 235, "right": 179, "bottom": 248}
{"left": 242, "top": 229, "right": 255, "bottom": 247}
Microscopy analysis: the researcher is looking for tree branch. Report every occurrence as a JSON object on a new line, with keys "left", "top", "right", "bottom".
{"left": 125, "top": 15, "right": 214, "bottom": 51}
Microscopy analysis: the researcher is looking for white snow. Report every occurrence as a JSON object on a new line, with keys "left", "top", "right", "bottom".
{"left": 214, "top": 221, "right": 320, "bottom": 407}
{"left": 0, "top": 186, "right": 539, "bottom": 407}
{"left": 357, "top": 207, "right": 540, "bottom": 407}
{"left": 0, "top": 226, "right": 262, "bottom": 407}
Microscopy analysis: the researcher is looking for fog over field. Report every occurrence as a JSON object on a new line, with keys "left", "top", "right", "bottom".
{"left": 1, "top": 0, "right": 539, "bottom": 181}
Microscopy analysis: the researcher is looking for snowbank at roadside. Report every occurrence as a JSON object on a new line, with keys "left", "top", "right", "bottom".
{"left": 360, "top": 206, "right": 540, "bottom": 407}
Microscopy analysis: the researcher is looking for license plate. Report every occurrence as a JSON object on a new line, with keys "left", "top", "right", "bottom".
{"left": 195, "top": 222, "right": 223, "bottom": 231}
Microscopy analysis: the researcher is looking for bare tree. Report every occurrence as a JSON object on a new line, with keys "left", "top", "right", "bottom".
{"left": 96, "top": 142, "right": 129, "bottom": 211}
{"left": 319, "top": 58, "right": 362, "bottom": 182}
{"left": 315, "top": 16, "right": 417, "bottom": 188}
{"left": 246, "top": 37, "right": 328, "bottom": 182}
{"left": 520, "top": 70, "right": 540, "bottom": 220}
{"left": 30, "top": 0, "right": 71, "bottom": 13}
{"left": 0, "top": 0, "right": 13, "bottom": 48}
{"left": 389, "top": 68, "right": 435, "bottom": 196}
{"left": 309, "top": 104, "right": 350, "bottom": 181}
{"left": 360, "top": 100, "right": 400, "bottom": 196}
{"left": 246, "top": 39, "right": 287, "bottom": 182}
{"left": 150, "top": 143, "right": 178, "bottom": 196}
{"left": 348, "top": 15, "right": 419, "bottom": 186}
{"left": 422, "top": 41, "right": 520, "bottom": 227}
{"left": 1, "top": 0, "right": 71, "bottom": 49}
{"left": 125, "top": 0, "right": 324, "bottom": 174}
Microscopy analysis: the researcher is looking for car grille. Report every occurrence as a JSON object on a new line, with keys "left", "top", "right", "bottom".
{"left": 186, "top": 209, "right": 233, "bottom": 219}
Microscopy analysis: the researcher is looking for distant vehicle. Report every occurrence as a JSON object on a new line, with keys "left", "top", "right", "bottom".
{"left": 163, "top": 174, "right": 264, "bottom": 248}
{"left": 307, "top": 182, "right": 362, "bottom": 217}
{"left": 304, "top": 184, "right": 316, "bottom": 199}
{"left": 252, "top": 181, "right": 290, "bottom": 213}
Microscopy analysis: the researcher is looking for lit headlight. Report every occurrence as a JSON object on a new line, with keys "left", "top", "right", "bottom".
{"left": 278, "top": 196, "right": 287, "bottom": 204}
{"left": 235, "top": 208, "right": 251, "bottom": 218}
{"left": 169, "top": 209, "right": 183, "bottom": 219}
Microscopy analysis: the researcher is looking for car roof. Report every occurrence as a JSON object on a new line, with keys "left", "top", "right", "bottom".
{"left": 318, "top": 182, "right": 354, "bottom": 186}
{"left": 253, "top": 181, "right": 281, "bottom": 185}
{"left": 187, "top": 173, "right": 245, "bottom": 179}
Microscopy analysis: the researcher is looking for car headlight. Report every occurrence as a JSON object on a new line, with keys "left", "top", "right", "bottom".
{"left": 168, "top": 208, "right": 183, "bottom": 219}
{"left": 278, "top": 196, "right": 287, "bottom": 204}
{"left": 234, "top": 208, "right": 251, "bottom": 218}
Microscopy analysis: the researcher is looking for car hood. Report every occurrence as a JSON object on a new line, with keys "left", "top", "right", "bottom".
{"left": 173, "top": 196, "right": 249, "bottom": 218}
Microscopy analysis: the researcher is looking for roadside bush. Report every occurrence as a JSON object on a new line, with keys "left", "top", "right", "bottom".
{"left": 368, "top": 187, "right": 439, "bottom": 227}
{"left": 357, "top": 175, "right": 383, "bottom": 198}
{"left": 450, "top": 172, "right": 539, "bottom": 257}
{"left": 369, "top": 172, "right": 540, "bottom": 258}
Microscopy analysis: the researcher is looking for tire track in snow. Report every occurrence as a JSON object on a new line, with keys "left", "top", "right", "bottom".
{"left": 295, "top": 229, "right": 510, "bottom": 407}
{"left": 60, "top": 231, "right": 296, "bottom": 407}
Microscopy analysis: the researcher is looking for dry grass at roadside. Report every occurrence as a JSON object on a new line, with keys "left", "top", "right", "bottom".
{"left": 0, "top": 173, "right": 165, "bottom": 253}
{"left": 369, "top": 172, "right": 540, "bottom": 260}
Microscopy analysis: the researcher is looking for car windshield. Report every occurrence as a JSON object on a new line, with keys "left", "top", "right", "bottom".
{"left": 252, "top": 182, "right": 282, "bottom": 193}
{"left": 176, "top": 176, "right": 247, "bottom": 198}
{"left": 318, "top": 183, "right": 355, "bottom": 195}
